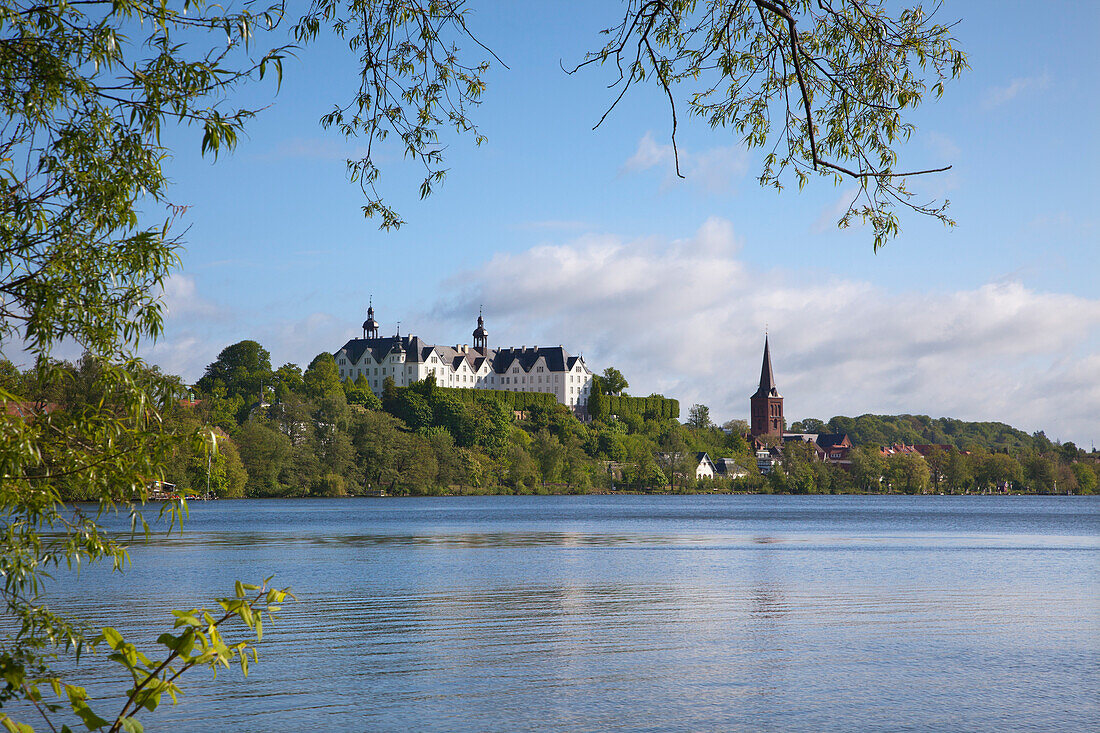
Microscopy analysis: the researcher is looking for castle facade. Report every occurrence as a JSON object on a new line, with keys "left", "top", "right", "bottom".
{"left": 334, "top": 307, "right": 595, "bottom": 410}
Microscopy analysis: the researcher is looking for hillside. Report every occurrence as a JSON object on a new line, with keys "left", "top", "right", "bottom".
{"left": 816, "top": 414, "right": 1056, "bottom": 452}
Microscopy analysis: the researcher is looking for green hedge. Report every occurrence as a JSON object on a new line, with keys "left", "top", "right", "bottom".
{"left": 436, "top": 386, "right": 557, "bottom": 411}
{"left": 589, "top": 391, "right": 678, "bottom": 421}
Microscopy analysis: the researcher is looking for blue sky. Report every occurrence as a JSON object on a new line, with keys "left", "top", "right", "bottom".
{"left": 140, "top": 1, "right": 1098, "bottom": 447}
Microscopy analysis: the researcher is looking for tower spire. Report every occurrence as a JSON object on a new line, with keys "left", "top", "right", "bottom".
{"left": 473, "top": 306, "right": 488, "bottom": 351}
{"left": 362, "top": 297, "right": 379, "bottom": 339}
{"left": 749, "top": 334, "right": 784, "bottom": 438}
{"left": 756, "top": 334, "right": 777, "bottom": 397}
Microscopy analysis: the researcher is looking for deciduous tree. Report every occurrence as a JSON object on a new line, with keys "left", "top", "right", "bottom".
{"left": 0, "top": 0, "right": 290, "bottom": 724}
{"left": 601, "top": 367, "right": 630, "bottom": 396}
{"left": 687, "top": 404, "right": 713, "bottom": 430}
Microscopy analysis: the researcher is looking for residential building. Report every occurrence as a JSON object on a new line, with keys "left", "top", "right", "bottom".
{"left": 694, "top": 452, "right": 716, "bottom": 479}
{"left": 783, "top": 432, "right": 854, "bottom": 466}
{"left": 712, "top": 457, "right": 749, "bottom": 479}
{"left": 756, "top": 447, "right": 779, "bottom": 475}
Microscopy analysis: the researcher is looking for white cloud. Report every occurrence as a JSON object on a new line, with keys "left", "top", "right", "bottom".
{"left": 156, "top": 274, "right": 221, "bottom": 320}
{"left": 140, "top": 219, "right": 1100, "bottom": 447}
{"left": 982, "top": 72, "right": 1050, "bottom": 108}
{"left": 623, "top": 132, "right": 749, "bottom": 192}
{"left": 144, "top": 308, "right": 355, "bottom": 382}
{"left": 432, "top": 218, "right": 1100, "bottom": 446}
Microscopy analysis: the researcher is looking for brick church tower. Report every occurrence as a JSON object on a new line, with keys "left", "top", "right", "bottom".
{"left": 750, "top": 336, "right": 784, "bottom": 438}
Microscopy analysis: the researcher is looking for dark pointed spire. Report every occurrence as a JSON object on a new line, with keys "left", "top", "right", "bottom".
{"left": 393, "top": 321, "right": 404, "bottom": 354}
{"left": 753, "top": 335, "right": 780, "bottom": 398}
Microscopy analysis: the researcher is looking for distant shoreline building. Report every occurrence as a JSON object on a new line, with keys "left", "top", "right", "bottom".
{"left": 334, "top": 307, "right": 595, "bottom": 411}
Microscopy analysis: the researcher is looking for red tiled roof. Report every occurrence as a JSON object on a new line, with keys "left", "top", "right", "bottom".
{"left": 2, "top": 401, "right": 58, "bottom": 419}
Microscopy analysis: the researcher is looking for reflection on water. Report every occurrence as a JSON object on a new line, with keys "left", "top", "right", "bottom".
{"left": 15, "top": 495, "right": 1100, "bottom": 732}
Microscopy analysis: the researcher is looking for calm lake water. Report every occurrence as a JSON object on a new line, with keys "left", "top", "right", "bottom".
{"left": 34, "top": 495, "right": 1100, "bottom": 731}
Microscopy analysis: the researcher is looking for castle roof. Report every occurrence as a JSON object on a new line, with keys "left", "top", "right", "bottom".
{"left": 336, "top": 337, "right": 583, "bottom": 375}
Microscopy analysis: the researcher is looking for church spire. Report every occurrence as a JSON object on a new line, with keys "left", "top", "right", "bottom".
{"left": 749, "top": 334, "right": 784, "bottom": 438}
{"left": 755, "top": 334, "right": 778, "bottom": 398}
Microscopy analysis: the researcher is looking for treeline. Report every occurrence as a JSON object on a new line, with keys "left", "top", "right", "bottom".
{"left": 169, "top": 341, "right": 708, "bottom": 497}
{"left": 2, "top": 345, "right": 1094, "bottom": 499}
{"left": 791, "top": 414, "right": 1061, "bottom": 453}
{"left": 767, "top": 441, "right": 1098, "bottom": 495}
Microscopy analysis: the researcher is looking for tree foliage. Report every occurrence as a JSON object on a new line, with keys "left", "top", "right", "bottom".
{"left": 294, "top": 0, "right": 493, "bottom": 229}
{"left": 577, "top": 0, "right": 967, "bottom": 249}
{"left": 601, "top": 367, "right": 629, "bottom": 396}
{"left": 300, "top": 1, "right": 967, "bottom": 248}
{"left": 825, "top": 413, "right": 1054, "bottom": 453}
{"left": 197, "top": 341, "right": 273, "bottom": 404}
{"left": 687, "top": 404, "right": 712, "bottom": 430}
{"left": 0, "top": 0, "right": 292, "bottom": 727}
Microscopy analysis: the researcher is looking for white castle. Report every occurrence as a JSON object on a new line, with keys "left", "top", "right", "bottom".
{"left": 334, "top": 306, "right": 595, "bottom": 410}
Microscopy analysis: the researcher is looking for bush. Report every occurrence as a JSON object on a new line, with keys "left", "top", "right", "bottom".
{"left": 312, "top": 473, "right": 347, "bottom": 497}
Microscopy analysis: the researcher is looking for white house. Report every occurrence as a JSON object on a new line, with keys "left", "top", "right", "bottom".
{"left": 694, "top": 452, "right": 717, "bottom": 479}
{"left": 334, "top": 308, "right": 595, "bottom": 411}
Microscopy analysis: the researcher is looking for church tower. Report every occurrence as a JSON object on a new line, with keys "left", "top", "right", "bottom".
{"left": 750, "top": 335, "right": 784, "bottom": 438}
{"left": 472, "top": 309, "right": 488, "bottom": 351}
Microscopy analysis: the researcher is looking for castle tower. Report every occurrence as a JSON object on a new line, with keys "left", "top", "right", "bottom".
{"left": 362, "top": 300, "right": 379, "bottom": 339}
{"left": 750, "top": 335, "right": 784, "bottom": 438}
{"left": 473, "top": 309, "right": 488, "bottom": 351}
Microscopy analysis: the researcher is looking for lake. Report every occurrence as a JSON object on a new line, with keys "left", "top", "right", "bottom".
{"left": 34, "top": 495, "right": 1100, "bottom": 731}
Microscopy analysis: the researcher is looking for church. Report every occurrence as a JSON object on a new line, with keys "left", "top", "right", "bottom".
{"left": 749, "top": 336, "right": 853, "bottom": 466}
{"left": 334, "top": 306, "right": 596, "bottom": 411}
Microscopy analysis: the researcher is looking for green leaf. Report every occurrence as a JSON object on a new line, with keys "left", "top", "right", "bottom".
{"left": 119, "top": 717, "right": 145, "bottom": 733}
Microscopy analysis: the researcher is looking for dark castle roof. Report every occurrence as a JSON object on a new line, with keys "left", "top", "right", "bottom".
{"left": 490, "top": 345, "right": 572, "bottom": 373}
{"left": 335, "top": 337, "right": 584, "bottom": 375}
